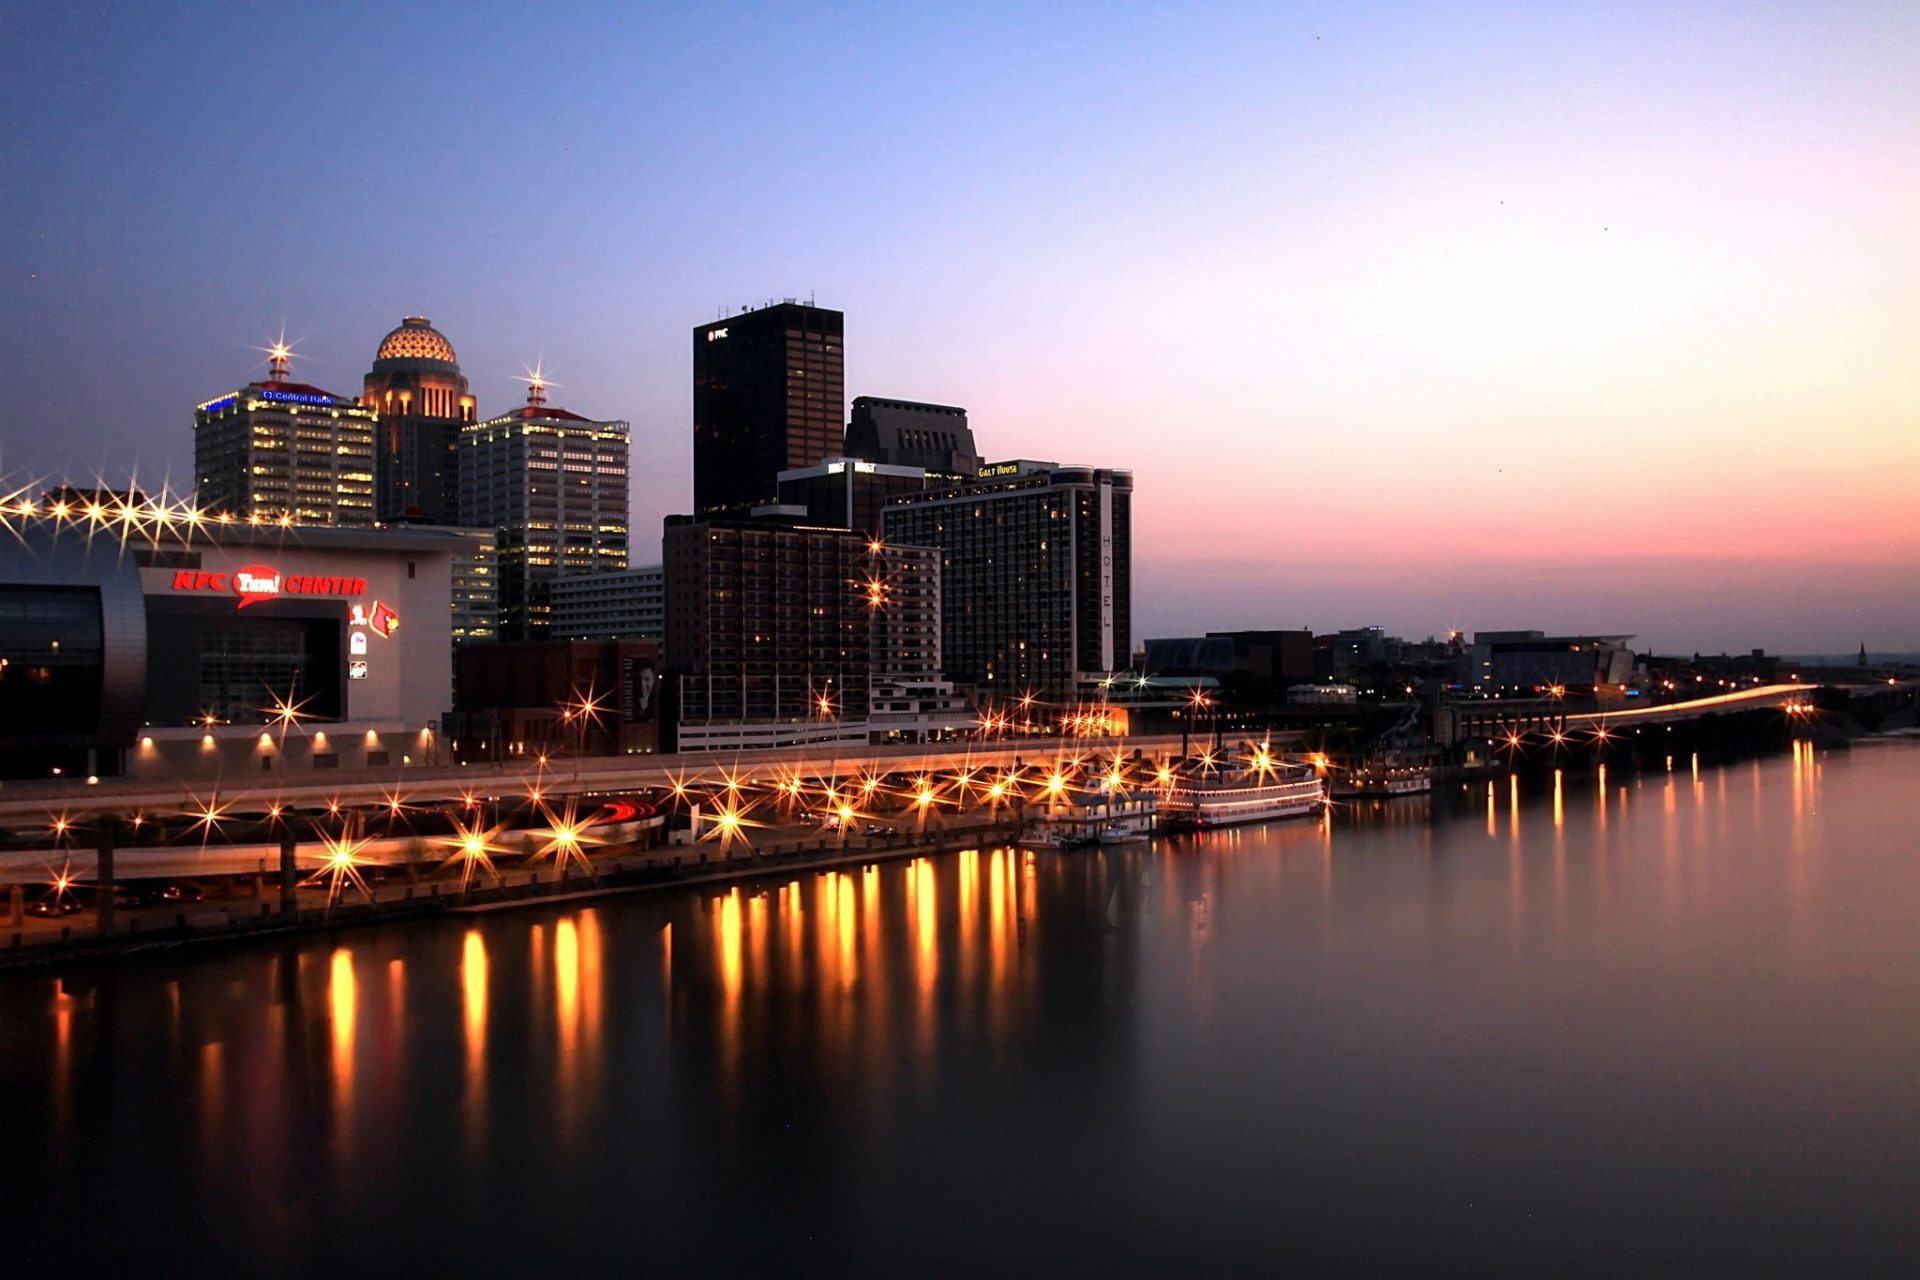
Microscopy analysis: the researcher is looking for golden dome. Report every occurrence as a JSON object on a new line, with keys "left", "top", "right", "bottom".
{"left": 374, "top": 317, "right": 458, "bottom": 364}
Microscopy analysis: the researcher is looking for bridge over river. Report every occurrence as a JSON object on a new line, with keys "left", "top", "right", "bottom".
{"left": 1450, "top": 683, "right": 1824, "bottom": 741}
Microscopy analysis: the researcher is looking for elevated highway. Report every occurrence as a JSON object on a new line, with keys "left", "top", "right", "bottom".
{"left": 0, "top": 735, "right": 1190, "bottom": 829}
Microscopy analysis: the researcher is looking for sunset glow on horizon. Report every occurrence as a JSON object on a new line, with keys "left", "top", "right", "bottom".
{"left": 3, "top": 2, "right": 1914, "bottom": 652}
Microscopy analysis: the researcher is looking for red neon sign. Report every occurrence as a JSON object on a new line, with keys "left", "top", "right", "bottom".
{"left": 170, "top": 566, "right": 368, "bottom": 608}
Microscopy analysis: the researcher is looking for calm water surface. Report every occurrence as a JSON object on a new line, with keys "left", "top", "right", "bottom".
{"left": 2, "top": 743, "right": 1916, "bottom": 1275}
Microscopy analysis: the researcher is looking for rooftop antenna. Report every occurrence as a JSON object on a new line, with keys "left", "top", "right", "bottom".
{"left": 515, "top": 361, "right": 555, "bottom": 409}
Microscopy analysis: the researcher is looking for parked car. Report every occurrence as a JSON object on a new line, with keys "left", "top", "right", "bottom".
{"left": 27, "top": 895, "right": 82, "bottom": 918}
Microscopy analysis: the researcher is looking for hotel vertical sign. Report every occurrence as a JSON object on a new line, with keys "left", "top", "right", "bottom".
{"left": 1099, "top": 479, "right": 1114, "bottom": 671}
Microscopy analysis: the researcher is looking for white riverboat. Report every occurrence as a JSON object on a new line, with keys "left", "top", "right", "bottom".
{"left": 1156, "top": 750, "right": 1327, "bottom": 830}
{"left": 1331, "top": 763, "right": 1433, "bottom": 800}
{"left": 1020, "top": 788, "right": 1159, "bottom": 849}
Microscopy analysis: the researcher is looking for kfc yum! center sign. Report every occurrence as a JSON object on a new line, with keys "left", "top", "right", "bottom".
{"left": 170, "top": 564, "right": 369, "bottom": 610}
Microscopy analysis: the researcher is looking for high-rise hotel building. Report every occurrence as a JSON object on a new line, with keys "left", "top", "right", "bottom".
{"left": 192, "top": 347, "right": 376, "bottom": 525}
{"left": 459, "top": 378, "right": 629, "bottom": 639}
{"left": 362, "top": 317, "right": 476, "bottom": 524}
{"left": 692, "top": 300, "right": 844, "bottom": 513}
{"left": 881, "top": 461, "right": 1132, "bottom": 700}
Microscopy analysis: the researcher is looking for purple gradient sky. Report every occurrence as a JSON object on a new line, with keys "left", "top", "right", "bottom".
{"left": 3, "top": 3, "right": 1915, "bottom": 653}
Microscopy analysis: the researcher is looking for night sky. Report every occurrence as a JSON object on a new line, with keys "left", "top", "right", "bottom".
{"left": 3, "top": 2, "right": 1915, "bottom": 652}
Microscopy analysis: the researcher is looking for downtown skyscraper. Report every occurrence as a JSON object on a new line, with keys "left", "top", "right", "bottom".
{"left": 361, "top": 316, "right": 475, "bottom": 524}
{"left": 692, "top": 300, "right": 843, "bottom": 513}
{"left": 192, "top": 346, "right": 376, "bottom": 526}
{"left": 459, "top": 376, "right": 629, "bottom": 639}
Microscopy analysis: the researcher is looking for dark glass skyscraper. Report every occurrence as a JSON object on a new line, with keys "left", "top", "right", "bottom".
{"left": 692, "top": 301, "right": 844, "bottom": 513}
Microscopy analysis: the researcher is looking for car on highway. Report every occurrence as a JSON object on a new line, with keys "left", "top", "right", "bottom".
{"left": 76, "top": 884, "right": 154, "bottom": 910}
{"left": 160, "top": 883, "right": 204, "bottom": 904}
{"left": 26, "top": 895, "right": 82, "bottom": 918}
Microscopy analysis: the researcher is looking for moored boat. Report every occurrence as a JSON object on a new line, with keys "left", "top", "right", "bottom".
{"left": 1020, "top": 788, "right": 1158, "bottom": 849}
{"left": 1156, "top": 748, "right": 1326, "bottom": 830}
{"left": 1331, "top": 763, "right": 1432, "bottom": 800}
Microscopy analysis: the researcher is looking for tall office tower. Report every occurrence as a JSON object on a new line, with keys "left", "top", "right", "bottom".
{"left": 665, "top": 517, "right": 918, "bottom": 749}
{"left": 459, "top": 378, "right": 629, "bottom": 639}
{"left": 692, "top": 300, "right": 844, "bottom": 513}
{"left": 775, "top": 457, "right": 927, "bottom": 536}
{"left": 881, "top": 461, "right": 1133, "bottom": 700}
{"left": 362, "top": 317, "right": 476, "bottom": 523}
{"left": 193, "top": 346, "right": 376, "bottom": 525}
{"left": 844, "top": 397, "right": 981, "bottom": 479}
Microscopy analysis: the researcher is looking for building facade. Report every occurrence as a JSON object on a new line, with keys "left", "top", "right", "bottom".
{"left": 361, "top": 317, "right": 476, "bottom": 524}
{"left": 667, "top": 517, "right": 944, "bottom": 749}
{"left": 692, "top": 301, "right": 844, "bottom": 513}
{"left": 453, "top": 637, "right": 659, "bottom": 760}
{"left": 548, "top": 565, "right": 665, "bottom": 641}
{"left": 871, "top": 541, "right": 941, "bottom": 680}
{"left": 447, "top": 527, "right": 499, "bottom": 648}
{"left": 866, "top": 540, "right": 972, "bottom": 742}
{"left": 1462, "top": 631, "right": 1637, "bottom": 693}
{"left": 881, "top": 460, "right": 1133, "bottom": 700}
{"left": 459, "top": 380, "right": 630, "bottom": 639}
{"left": 845, "top": 396, "right": 980, "bottom": 478}
{"left": 775, "top": 457, "right": 927, "bottom": 537}
{"left": 192, "top": 349, "right": 376, "bottom": 526}
{"left": 1, "top": 514, "right": 461, "bottom": 781}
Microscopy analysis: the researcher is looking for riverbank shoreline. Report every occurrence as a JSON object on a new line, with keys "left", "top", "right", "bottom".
{"left": 0, "top": 821, "right": 1020, "bottom": 975}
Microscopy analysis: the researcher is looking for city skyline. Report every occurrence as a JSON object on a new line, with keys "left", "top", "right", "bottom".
{"left": 4, "top": 2, "right": 1915, "bottom": 653}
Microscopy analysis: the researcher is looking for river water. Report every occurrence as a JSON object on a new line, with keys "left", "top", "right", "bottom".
{"left": 1, "top": 742, "right": 1915, "bottom": 1275}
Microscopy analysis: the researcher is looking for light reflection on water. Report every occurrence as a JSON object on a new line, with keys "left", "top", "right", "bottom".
{"left": 1, "top": 743, "right": 1917, "bottom": 1274}
{"left": 328, "top": 947, "right": 355, "bottom": 1117}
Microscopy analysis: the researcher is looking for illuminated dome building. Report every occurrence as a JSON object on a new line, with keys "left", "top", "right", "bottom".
{"left": 361, "top": 317, "right": 475, "bottom": 524}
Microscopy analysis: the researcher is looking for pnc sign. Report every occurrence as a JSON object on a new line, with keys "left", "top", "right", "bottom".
{"left": 170, "top": 564, "right": 368, "bottom": 610}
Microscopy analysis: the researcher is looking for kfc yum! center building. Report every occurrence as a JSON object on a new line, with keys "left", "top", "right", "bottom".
{"left": 0, "top": 520, "right": 463, "bottom": 783}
